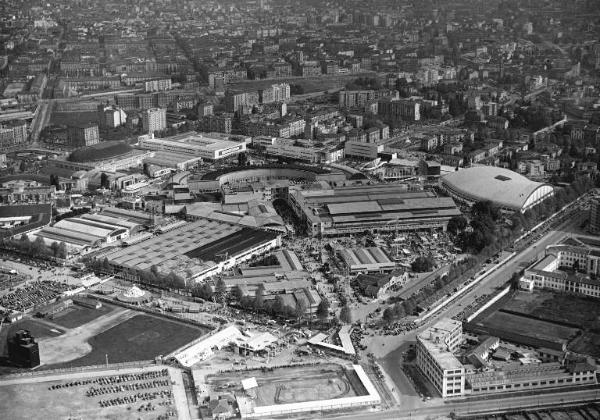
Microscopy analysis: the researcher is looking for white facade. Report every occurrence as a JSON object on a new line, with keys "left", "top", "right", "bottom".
{"left": 416, "top": 318, "right": 465, "bottom": 398}
{"left": 344, "top": 141, "right": 383, "bottom": 159}
{"left": 138, "top": 132, "right": 246, "bottom": 161}
{"left": 142, "top": 108, "right": 167, "bottom": 134}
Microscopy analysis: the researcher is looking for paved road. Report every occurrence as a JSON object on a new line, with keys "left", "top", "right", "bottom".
{"left": 29, "top": 99, "right": 52, "bottom": 142}
{"left": 435, "top": 209, "right": 586, "bottom": 322}
{"left": 329, "top": 387, "right": 600, "bottom": 420}
{"left": 397, "top": 266, "right": 449, "bottom": 300}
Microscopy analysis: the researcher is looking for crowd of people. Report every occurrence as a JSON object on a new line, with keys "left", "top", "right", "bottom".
{"left": 0, "top": 281, "right": 72, "bottom": 312}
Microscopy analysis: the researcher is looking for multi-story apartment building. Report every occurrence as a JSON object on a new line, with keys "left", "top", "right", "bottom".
{"left": 0, "top": 120, "right": 28, "bottom": 147}
{"left": 338, "top": 89, "right": 395, "bottom": 108}
{"left": 67, "top": 123, "right": 100, "bottom": 147}
{"left": 197, "top": 103, "right": 214, "bottom": 118}
{"left": 199, "top": 114, "right": 233, "bottom": 134}
{"left": 416, "top": 318, "right": 465, "bottom": 398}
{"left": 144, "top": 78, "right": 172, "bottom": 92}
{"left": 378, "top": 97, "right": 421, "bottom": 122}
{"left": 590, "top": 199, "right": 600, "bottom": 234}
{"left": 142, "top": 108, "right": 167, "bottom": 134}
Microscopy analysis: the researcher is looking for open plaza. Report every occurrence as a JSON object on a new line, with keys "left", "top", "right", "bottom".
{"left": 0, "top": 365, "right": 189, "bottom": 420}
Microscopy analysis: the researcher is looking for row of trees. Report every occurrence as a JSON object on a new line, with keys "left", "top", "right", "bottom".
{"left": 86, "top": 258, "right": 187, "bottom": 290}
{"left": 411, "top": 255, "right": 436, "bottom": 272}
{"left": 1, "top": 235, "right": 67, "bottom": 259}
{"left": 230, "top": 283, "right": 334, "bottom": 322}
{"left": 383, "top": 256, "right": 479, "bottom": 322}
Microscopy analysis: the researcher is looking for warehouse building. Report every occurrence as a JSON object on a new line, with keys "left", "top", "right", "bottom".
{"left": 288, "top": 184, "right": 461, "bottom": 237}
{"left": 137, "top": 131, "right": 246, "bottom": 161}
{"left": 105, "top": 219, "right": 281, "bottom": 282}
{"left": 33, "top": 215, "right": 132, "bottom": 251}
{"left": 338, "top": 247, "right": 395, "bottom": 274}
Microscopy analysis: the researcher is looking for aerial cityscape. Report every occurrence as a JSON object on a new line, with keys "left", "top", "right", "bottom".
{"left": 0, "top": 0, "right": 600, "bottom": 419}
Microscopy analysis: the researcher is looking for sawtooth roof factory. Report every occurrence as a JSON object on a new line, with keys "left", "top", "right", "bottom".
{"left": 288, "top": 184, "right": 462, "bottom": 237}
{"left": 105, "top": 219, "right": 281, "bottom": 283}
{"left": 441, "top": 166, "right": 554, "bottom": 213}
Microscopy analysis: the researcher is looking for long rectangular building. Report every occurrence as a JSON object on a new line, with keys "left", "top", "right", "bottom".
{"left": 137, "top": 131, "right": 246, "bottom": 161}
{"left": 105, "top": 219, "right": 280, "bottom": 282}
{"left": 288, "top": 184, "right": 461, "bottom": 237}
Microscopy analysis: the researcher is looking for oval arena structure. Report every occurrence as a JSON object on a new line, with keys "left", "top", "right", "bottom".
{"left": 201, "top": 165, "right": 344, "bottom": 186}
{"left": 441, "top": 166, "right": 554, "bottom": 213}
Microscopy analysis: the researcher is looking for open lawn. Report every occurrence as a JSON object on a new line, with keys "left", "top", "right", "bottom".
{"left": 50, "top": 303, "right": 114, "bottom": 329}
{"left": 0, "top": 319, "right": 63, "bottom": 358}
{"left": 502, "top": 290, "right": 600, "bottom": 330}
{"left": 48, "top": 314, "right": 208, "bottom": 368}
{"left": 471, "top": 311, "right": 579, "bottom": 349}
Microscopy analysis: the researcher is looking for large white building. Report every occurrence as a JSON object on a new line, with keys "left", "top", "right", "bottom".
{"left": 442, "top": 166, "right": 554, "bottom": 213}
{"left": 137, "top": 131, "right": 246, "bottom": 161}
{"left": 416, "top": 318, "right": 466, "bottom": 398}
{"left": 520, "top": 237, "right": 600, "bottom": 298}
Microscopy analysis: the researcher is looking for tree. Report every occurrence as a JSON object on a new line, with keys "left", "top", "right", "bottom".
{"left": 215, "top": 277, "right": 226, "bottom": 296}
{"left": 316, "top": 298, "right": 330, "bottom": 320}
{"left": 100, "top": 172, "right": 110, "bottom": 189}
{"left": 237, "top": 152, "right": 248, "bottom": 167}
{"left": 49, "top": 174, "right": 60, "bottom": 190}
{"left": 232, "top": 285, "right": 244, "bottom": 301}
{"left": 383, "top": 307, "right": 395, "bottom": 322}
{"left": 411, "top": 255, "right": 436, "bottom": 272}
{"left": 446, "top": 215, "right": 468, "bottom": 235}
{"left": 295, "top": 299, "right": 307, "bottom": 320}
{"left": 339, "top": 305, "right": 352, "bottom": 324}
{"left": 254, "top": 283, "right": 265, "bottom": 311}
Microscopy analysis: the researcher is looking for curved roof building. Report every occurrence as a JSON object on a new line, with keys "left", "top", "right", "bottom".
{"left": 441, "top": 166, "right": 553, "bottom": 213}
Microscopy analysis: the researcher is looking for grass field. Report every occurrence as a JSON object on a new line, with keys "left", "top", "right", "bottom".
{"left": 568, "top": 332, "right": 600, "bottom": 358}
{"left": 476, "top": 311, "right": 579, "bottom": 345}
{"left": 0, "top": 319, "right": 63, "bottom": 358}
{"left": 50, "top": 304, "right": 113, "bottom": 329}
{"left": 502, "top": 290, "right": 600, "bottom": 329}
{"left": 0, "top": 367, "right": 178, "bottom": 420}
{"left": 47, "top": 314, "right": 208, "bottom": 368}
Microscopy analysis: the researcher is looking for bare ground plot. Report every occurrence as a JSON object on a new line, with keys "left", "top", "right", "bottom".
{"left": 502, "top": 290, "right": 600, "bottom": 329}
{"left": 46, "top": 313, "right": 209, "bottom": 369}
{"left": 207, "top": 364, "right": 366, "bottom": 406}
{"left": 50, "top": 111, "right": 98, "bottom": 126}
{"left": 49, "top": 303, "right": 114, "bottom": 329}
{"left": 568, "top": 332, "right": 600, "bottom": 358}
{"left": 0, "top": 366, "right": 180, "bottom": 420}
